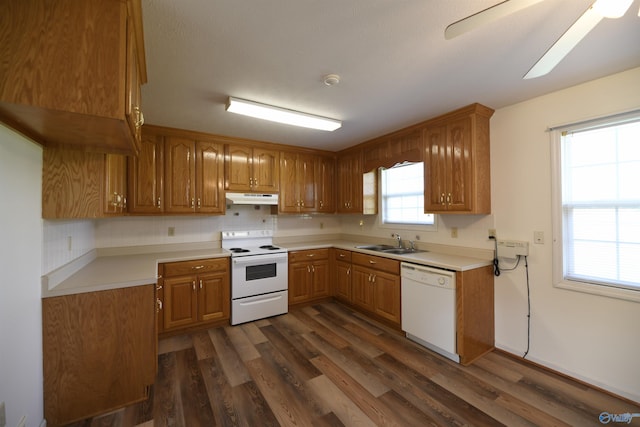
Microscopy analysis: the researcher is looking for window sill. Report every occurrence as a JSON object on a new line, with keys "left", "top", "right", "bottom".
{"left": 555, "top": 279, "right": 640, "bottom": 303}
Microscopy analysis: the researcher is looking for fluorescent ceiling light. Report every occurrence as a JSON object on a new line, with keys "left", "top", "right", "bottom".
{"left": 226, "top": 97, "right": 342, "bottom": 131}
{"left": 592, "top": 0, "right": 633, "bottom": 18}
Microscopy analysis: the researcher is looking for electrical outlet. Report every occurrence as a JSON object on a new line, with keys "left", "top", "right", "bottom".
{"left": 488, "top": 229, "right": 497, "bottom": 239}
{"left": 451, "top": 227, "right": 458, "bottom": 238}
{"left": 534, "top": 231, "right": 544, "bottom": 244}
{"left": 168, "top": 227, "right": 175, "bottom": 236}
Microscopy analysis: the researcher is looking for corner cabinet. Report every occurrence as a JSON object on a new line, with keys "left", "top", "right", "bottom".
{"left": 42, "top": 285, "right": 156, "bottom": 426}
{"left": 424, "top": 103, "right": 494, "bottom": 214}
{"left": 336, "top": 150, "right": 377, "bottom": 215}
{"left": 280, "top": 152, "right": 318, "bottom": 213}
{"left": 128, "top": 128, "right": 165, "bottom": 213}
{"left": 225, "top": 144, "right": 280, "bottom": 193}
{"left": 0, "top": 0, "right": 147, "bottom": 155}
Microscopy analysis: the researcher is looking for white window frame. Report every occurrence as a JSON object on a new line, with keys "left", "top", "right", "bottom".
{"left": 378, "top": 162, "right": 437, "bottom": 232}
{"left": 551, "top": 110, "right": 640, "bottom": 303}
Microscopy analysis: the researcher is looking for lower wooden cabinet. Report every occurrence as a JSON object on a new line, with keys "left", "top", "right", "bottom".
{"left": 42, "top": 285, "right": 156, "bottom": 427}
{"left": 288, "top": 249, "right": 330, "bottom": 305}
{"left": 157, "top": 257, "right": 230, "bottom": 333}
{"left": 351, "top": 252, "right": 401, "bottom": 326}
{"left": 333, "top": 249, "right": 352, "bottom": 303}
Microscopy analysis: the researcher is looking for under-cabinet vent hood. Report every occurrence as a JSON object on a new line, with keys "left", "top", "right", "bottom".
{"left": 225, "top": 192, "right": 279, "bottom": 205}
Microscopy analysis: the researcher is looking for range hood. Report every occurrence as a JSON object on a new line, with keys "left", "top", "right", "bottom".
{"left": 225, "top": 192, "right": 279, "bottom": 205}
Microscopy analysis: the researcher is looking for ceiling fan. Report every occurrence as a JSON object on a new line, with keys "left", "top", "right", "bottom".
{"left": 445, "top": 0, "right": 639, "bottom": 79}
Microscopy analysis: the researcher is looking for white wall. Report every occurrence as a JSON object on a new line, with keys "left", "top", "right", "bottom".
{"left": 0, "top": 125, "right": 45, "bottom": 426}
{"left": 491, "top": 67, "right": 640, "bottom": 402}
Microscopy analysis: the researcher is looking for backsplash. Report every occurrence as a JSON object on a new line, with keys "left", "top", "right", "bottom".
{"left": 42, "top": 219, "right": 95, "bottom": 274}
{"left": 42, "top": 205, "right": 342, "bottom": 274}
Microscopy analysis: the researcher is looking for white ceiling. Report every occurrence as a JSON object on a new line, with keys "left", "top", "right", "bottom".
{"left": 140, "top": 0, "right": 640, "bottom": 152}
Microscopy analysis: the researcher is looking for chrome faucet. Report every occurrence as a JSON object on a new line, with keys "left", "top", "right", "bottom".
{"left": 393, "top": 233, "right": 402, "bottom": 248}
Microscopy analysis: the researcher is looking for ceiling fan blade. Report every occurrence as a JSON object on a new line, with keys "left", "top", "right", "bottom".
{"left": 445, "top": 0, "right": 546, "bottom": 40}
{"left": 524, "top": 4, "right": 603, "bottom": 79}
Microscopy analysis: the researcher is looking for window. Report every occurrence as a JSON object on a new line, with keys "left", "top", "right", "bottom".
{"left": 380, "top": 162, "right": 434, "bottom": 226}
{"left": 552, "top": 111, "right": 640, "bottom": 300}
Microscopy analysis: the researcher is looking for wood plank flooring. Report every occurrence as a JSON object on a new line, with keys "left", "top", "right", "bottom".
{"left": 67, "top": 301, "right": 640, "bottom": 427}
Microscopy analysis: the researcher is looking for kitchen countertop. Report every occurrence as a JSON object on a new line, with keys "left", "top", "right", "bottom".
{"left": 42, "top": 244, "right": 230, "bottom": 298}
{"left": 281, "top": 239, "right": 492, "bottom": 272}
{"left": 42, "top": 238, "right": 493, "bottom": 298}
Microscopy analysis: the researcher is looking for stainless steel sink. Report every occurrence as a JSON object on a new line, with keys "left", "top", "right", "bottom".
{"left": 355, "top": 244, "right": 426, "bottom": 255}
{"left": 380, "top": 247, "right": 426, "bottom": 255}
{"left": 355, "top": 244, "right": 396, "bottom": 251}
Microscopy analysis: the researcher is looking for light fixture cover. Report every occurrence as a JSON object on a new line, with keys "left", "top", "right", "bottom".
{"left": 226, "top": 97, "right": 342, "bottom": 131}
{"left": 592, "top": 0, "right": 633, "bottom": 18}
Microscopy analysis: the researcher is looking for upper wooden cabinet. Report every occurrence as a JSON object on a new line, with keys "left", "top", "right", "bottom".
{"left": 337, "top": 149, "right": 377, "bottom": 215}
{"left": 0, "top": 0, "right": 147, "bottom": 155}
{"left": 42, "top": 148, "right": 128, "bottom": 219}
{"left": 165, "top": 136, "right": 225, "bottom": 214}
{"left": 129, "top": 125, "right": 225, "bottom": 215}
{"left": 128, "top": 129, "right": 165, "bottom": 214}
{"left": 280, "top": 151, "right": 317, "bottom": 213}
{"left": 316, "top": 155, "right": 336, "bottom": 213}
{"left": 225, "top": 144, "right": 279, "bottom": 193}
{"left": 423, "top": 103, "right": 494, "bottom": 214}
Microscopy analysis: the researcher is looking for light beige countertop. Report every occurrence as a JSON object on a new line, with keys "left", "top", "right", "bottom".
{"left": 42, "top": 243, "right": 230, "bottom": 298}
{"left": 281, "top": 239, "right": 493, "bottom": 271}
{"left": 274, "top": 236, "right": 493, "bottom": 271}
{"left": 42, "top": 236, "right": 493, "bottom": 298}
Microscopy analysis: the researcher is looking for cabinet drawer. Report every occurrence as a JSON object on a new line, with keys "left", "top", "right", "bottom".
{"left": 162, "top": 258, "right": 228, "bottom": 277}
{"left": 288, "top": 248, "right": 329, "bottom": 263}
{"left": 334, "top": 248, "right": 352, "bottom": 262}
{"left": 352, "top": 252, "right": 399, "bottom": 275}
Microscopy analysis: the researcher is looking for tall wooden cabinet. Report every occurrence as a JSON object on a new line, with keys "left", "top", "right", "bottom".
{"left": 225, "top": 144, "right": 279, "bottom": 193}
{"left": 0, "top": 0, "right": 146, "bottom": 154}
{"left": 423, "top": 104, "right": 494, "bottom": 214}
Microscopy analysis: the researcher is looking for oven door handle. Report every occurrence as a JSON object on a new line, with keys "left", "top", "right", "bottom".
{"left": 232, "top": 252, "right": 288, "bottom": 265}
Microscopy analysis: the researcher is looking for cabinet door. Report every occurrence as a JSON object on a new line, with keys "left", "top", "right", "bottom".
{"left": 252, "top": 148, "right": 279, "bottom": 192}
{"left": 124, "top": 10, "right": 143, "bottom": 153}
{"left": 198, "top": 272, "right": 230, "bottom": 323}
{"left": 317, "top": 156, "right": 335, "bottom": 213}
{"left": 312, "top": 260, "right": 330, "bottom": 298}
{"left": 446, "top": 116, "right": 473, "bottom": 211}
{"left": 225, "top": 144, "right": 252, "bottom": 191}
{"left": 424, "top": 125, "right": 447, "bottom": 212}
{"left": 163, "top": 276, "right": 198, "bottom": 330}
{"left": 104, "top": 154, "right": 127, "bottom": 215}
{"left": 165, "top": 137, "right": 196, "bottom": 213}
{"left": 279, "top": 151, "right": 300, "bottom": 213}
{"left": 288, "top": 262, "right": 312, "bottom": 304}
{"left": 128, "top": 130, "right": 164, "bottom": 213}
{"left": 351, "top": 266, "right": 374, "bottom": 310}
{"left": 372, "top": 271, "right": 401, "bottom": 325}
{"left": 333, "top": 152, "right": 360, "bottom": 213}
{"left": 195, "top": 140, "right": 224, "bottom": 214}
{"left": 334, "top": 261, "right": 352, "bottom": 302}
{"left": 299, "top": 153, "right": 317, "bottom": 212}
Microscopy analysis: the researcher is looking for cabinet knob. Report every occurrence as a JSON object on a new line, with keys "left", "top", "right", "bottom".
{"left": 197, "top": 198, "right": 201, "bottom": 208}
{"left": 369, "top": 260, "right": 377, "bottom": 264}
{"left": 347, "top": 267, "right": 351, "bottom": 275}
{"left": 446, "top": 193, "right": 452, "bottom": 204}
{"left": 192, "top": 265, "right": 205, "bottom": 270}
{"left": 192, "top": 281, "right": 196, "bottom": 291}
{"left": 157, "top": 197, "right": 161, "bottom": 209}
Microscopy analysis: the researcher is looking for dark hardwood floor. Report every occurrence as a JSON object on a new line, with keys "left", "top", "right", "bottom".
{"left": 68, "top": 301, "right": 639, "bottom": 427}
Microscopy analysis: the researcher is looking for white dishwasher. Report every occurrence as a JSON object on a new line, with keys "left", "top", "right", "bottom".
{"left": 401, "top": 262, "right": 459, "bottom": 363}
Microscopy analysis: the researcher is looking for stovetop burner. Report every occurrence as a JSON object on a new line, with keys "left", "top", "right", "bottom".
{"left": 259, "top": 245, "right": 281, "bottom": 250}
{"left": 229, "top": 247, "right": 250, "bottom": 253}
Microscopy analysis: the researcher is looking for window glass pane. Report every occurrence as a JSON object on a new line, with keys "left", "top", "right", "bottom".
{"left": 560, "top": 117, "right": 640, "bottom": 291}
{"left": 381, "top": 162, "right": 434, "bottom": 225}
